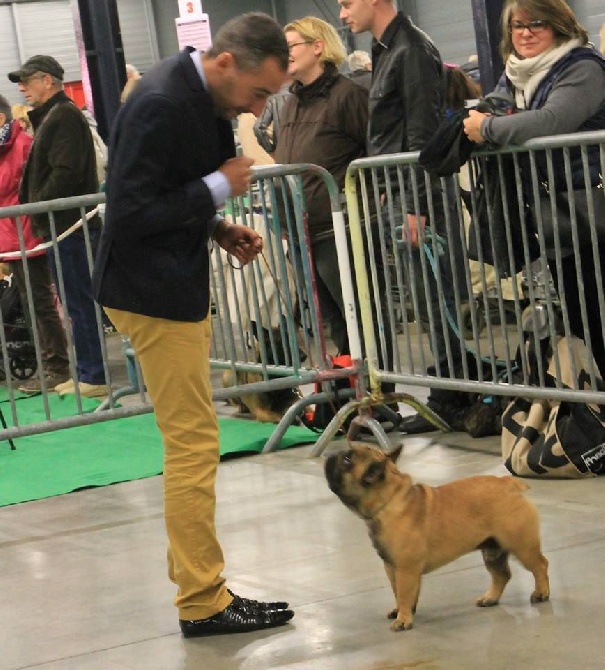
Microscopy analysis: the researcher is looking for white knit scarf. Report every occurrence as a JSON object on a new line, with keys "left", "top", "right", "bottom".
{"left": 506, "top": 38, "right": 581, "bottom": 109}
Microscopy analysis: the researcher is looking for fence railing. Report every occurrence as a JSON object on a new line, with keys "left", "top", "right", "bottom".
{"left": 3, "top": 132, "right": 605, "bottom": 457}
{"left": 307, "top": 130, "right": 605, "bottom": 454}
{"left": 0, "top": 165, "right": 374, "bottom": 452}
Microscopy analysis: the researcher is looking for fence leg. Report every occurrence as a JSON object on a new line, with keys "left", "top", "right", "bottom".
{"left": 0, "top": 407, "right": 16, "bottom": 450}
{"left": 309, "top": 407, "right": 394, "bottom": 457}
{"left": 261, "top": 395, "right": 317, "bottom": 454}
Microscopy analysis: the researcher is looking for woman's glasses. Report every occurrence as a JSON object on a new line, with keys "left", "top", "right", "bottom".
{"left": 287, "top": 41, "right": 313, "bottom": 52}
{"left": 509, "top": 19, "right": 549, "bottom": 34}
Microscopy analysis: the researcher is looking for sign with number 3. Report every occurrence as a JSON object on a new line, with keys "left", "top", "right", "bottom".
{"left": 178, "top": 0, "right": 203, "bottom": 17}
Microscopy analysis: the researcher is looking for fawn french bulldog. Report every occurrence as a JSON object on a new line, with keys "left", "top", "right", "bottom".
{"left": 325, "top": 443, "right": 550, "bottom": 631}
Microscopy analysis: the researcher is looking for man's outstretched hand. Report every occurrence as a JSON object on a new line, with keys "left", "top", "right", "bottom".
{"left": 213, "top": 220, "right": 263, "bottom": 265}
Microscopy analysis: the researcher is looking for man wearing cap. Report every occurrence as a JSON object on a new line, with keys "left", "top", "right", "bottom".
{"left": 0, "top": 93, "right": 69, "bottom": 392}
{"left": 8, "top": 55, "right": 107, "bottom": 397}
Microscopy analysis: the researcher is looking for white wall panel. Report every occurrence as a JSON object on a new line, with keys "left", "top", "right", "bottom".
{"left": 0, "top": 6, "right": 21, "bottom": 103}
{"left": 2, "top": 0, "right": 158, "bottom": 91}
{"left": 15, "top": 1, "right": 81, "bottom": 82}
{"left": 117, "top": 0, "right": 158, "bottom": 75}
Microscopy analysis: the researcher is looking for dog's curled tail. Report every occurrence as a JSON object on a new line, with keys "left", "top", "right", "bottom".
{"left": 503, "top": 475, "right": 530, "bottom": 492}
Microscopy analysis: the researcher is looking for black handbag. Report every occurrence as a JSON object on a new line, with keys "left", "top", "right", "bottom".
{"left": 418, "top": 93, "right": 515, "bottom": 178}
{"left": 533, "top": 182, "right": 605, "bottom": 254}
{"left": 418, "top": 109, "right": 475, "bottom": 177}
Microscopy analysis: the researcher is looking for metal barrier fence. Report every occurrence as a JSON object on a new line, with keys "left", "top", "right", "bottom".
{"left": 4, "top": 134, "right": 604, "bottom": 456}
{"left": 0, "top": 192, "right": 151, "bottom": 446}
{"left": 0, "top": 164, "right": 377, "bottom": 452}
{"left": 223, "top": 165, "right": 436, "bottom": 454}
{"left": 309, "top": 130, "right": 605, "bottom": 452}
{"left": 208, "top": 163, "right": 369, "bottom": 452}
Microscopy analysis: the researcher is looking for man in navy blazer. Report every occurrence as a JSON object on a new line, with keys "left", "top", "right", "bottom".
{"left": 93, "top": 13, "right": 292, "bottom": 637}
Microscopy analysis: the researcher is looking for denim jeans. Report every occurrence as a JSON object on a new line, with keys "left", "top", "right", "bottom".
{"left": 47, "top": 229, "right": 105, "bottom": 384}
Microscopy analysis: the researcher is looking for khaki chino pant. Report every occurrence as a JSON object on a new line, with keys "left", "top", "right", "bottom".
{"left": 105, "top": 307, "right": 232, "bottom": 621}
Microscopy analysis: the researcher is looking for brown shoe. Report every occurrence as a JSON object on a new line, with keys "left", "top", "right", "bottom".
{"left": 18, "top": 371, "right": 70, "bottom": 394}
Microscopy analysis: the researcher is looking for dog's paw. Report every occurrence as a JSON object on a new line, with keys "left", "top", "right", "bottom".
{"left": 253, "top": 409, "right": 284, "bottom": 424}
{"left": 476, "top": 596, "right": 500, "bottom": 607}
{"left": 530, "top": 591, "right": 550, "bottom": 604}
{"left": 390, "top": 618, "right": 413, "bottom": 632}
{"left": 387, "top": 608, "right": 398, "bottom": 620}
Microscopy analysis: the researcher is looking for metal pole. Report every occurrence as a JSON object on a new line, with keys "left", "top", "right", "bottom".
{"left": 71, "top": 0, "right": 126, "bottom": 141}
{"left": 471, "top": 0, "right": 505, "bottom": 94}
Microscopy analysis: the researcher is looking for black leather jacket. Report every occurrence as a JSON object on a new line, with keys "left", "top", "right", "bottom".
{"left": 368, "top": 13, "right": 444, "bottom": 215}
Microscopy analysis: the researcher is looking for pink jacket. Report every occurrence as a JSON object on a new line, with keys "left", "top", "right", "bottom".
{"left": 0, "top": 120, "right": 44, "bottom": 259}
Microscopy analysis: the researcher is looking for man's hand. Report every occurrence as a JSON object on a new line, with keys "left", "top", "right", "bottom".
{"left": 401, "top": 213, "right": 427, "bottom": 248}
{"left": 218, "top": 157, "right": 254, "bottom": 197}
{"left": 463, "top": 109, "right": 490, "bottom": 144}
{"left": 213, "top": 220, "right": 263, "bottom": 265}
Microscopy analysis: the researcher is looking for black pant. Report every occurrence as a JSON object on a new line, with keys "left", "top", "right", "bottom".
{"left": 389, "top": 196, "right": 478, "bottom": 408}
{"left": 296, "top": 229, "right": 394, "bottom": 386}
{"left": 549, "top": 247, "right": 605, "bottom": 379}
{"left": 10, "top": 255, "right": 69, "bottom": 375}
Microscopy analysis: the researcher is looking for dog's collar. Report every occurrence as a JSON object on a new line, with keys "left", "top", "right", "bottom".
{"left": 361, "top": 489, "right": 398, "bottom": 520}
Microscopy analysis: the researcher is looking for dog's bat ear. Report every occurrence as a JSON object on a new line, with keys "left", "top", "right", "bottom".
{"left": 388, "top": 444, "right": 403, "bottom": 463}
{"left": 361, "top": 460, "right": 387, "bottom": 486}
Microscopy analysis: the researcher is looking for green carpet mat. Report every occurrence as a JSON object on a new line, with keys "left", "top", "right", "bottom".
{"left": 0, "top": 394, "right": 318, "bottom": 507}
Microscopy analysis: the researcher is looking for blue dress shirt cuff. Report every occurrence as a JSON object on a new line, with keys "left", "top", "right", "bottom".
{"left": 203, "top": 171, "right": 231, "bottom": 208}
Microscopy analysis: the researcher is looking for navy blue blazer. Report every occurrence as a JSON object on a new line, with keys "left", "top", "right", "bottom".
{"left": 93, "top": 48, "right": 235, "bottom": 321}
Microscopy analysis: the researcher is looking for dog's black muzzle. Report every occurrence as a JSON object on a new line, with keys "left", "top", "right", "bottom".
{"left": 324, "top": 453, "right": 344, "bottom": 495}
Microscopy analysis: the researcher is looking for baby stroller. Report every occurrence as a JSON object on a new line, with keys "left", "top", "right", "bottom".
{"left": 0, "top": 275, "right": 37, "bottom": 381}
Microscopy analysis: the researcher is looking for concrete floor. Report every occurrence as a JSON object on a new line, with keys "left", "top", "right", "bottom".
{"left": 2, "top": 409, "right": 605, "bottom": 670}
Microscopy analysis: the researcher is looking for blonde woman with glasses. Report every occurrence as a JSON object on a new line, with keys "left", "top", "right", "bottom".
{"left": 275, "top": 17, "right": 395, "bottom": 390}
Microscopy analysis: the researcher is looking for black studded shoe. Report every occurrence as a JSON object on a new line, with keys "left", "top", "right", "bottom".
{"left": 227, "top": 589, "right": 289, "bottom": 612}
{"left": 180, "top": 599, "right": 294, "bottom": 638}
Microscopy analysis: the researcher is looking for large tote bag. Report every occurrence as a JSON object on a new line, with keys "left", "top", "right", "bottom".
{"left": 502, "top": 336, "right": 605, "bottom": 478}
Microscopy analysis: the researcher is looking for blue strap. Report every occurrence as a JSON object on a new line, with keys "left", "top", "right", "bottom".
{"left": 394, "top": 227, "right": 508, "bottom": 369}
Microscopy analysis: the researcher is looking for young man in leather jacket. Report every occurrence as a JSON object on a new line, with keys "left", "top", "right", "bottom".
{"left": 339, "top": 0, "right": 482, "bottom": 433}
